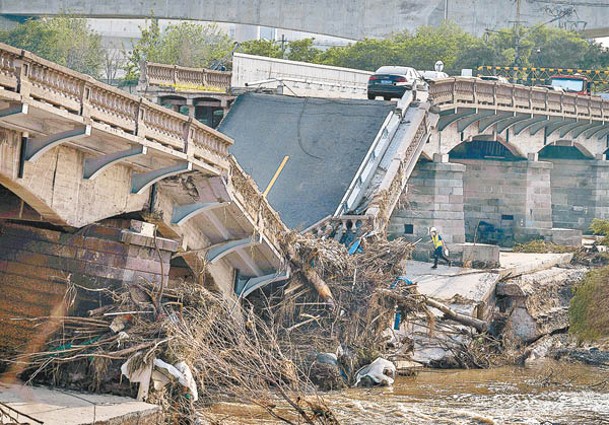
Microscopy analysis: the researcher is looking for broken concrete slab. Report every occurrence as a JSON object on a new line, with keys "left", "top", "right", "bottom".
{"left": 406, "top": 260, "right": 500, "bottom": 305}
{"left": 0, "top": 383, "right": 162, "bottom": 425}
{"left": 498, "top": 252, "right": 573, "bottom": 279}
{"left": 496, "top": 267, "right": 586, "bottom": 344}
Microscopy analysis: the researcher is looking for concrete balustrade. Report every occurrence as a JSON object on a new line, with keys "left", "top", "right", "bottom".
{"left": 0, "top": 43, "right": 233, "bottom": 172}
{"left": 227, "top": 156, "right": 288, "bottom": 256}
{"left": 144, "top": 62, "right": 232, "bottom": 92}
{"left": 429, "top": 78, "right": 609, "bottom": 122}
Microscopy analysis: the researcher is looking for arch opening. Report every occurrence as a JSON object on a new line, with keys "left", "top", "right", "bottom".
{"left": 448, "top": 136, "right": 527, "bottom": 161}
{"left": 539, "top": 141, "right": 594, "bottom": 160}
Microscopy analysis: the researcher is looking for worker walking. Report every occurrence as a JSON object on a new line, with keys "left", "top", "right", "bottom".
{"left": 430, "top": 227, "right": 451, "bottom": 269}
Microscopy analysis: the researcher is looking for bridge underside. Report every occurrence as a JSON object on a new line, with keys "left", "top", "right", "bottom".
{"left": 438, "top": 109, "right": 609, "bottom": 146}
{"left": 3, "top": 0, "right": 609, "bottom": 39}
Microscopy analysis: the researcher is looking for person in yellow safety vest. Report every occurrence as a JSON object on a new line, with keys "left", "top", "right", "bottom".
{"left": 430, "top": 227, "right": 451, "bottom": 269}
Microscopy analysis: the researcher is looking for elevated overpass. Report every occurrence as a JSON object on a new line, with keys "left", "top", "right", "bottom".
{"left": 3, "top": 0, "right": 609, "bottom": 39}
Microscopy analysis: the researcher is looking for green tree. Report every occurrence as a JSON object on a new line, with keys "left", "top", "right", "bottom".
{"left": 125, "top": 20, "right": 234, "bottom": 80}
{"left": 124, "top": 18, "right": 161, "bottom": 81}
{"left": 317, "top": 38, "right": 399, "bottom": 71}
{"left": 156, "top": 22, "right": 234, "bottom": 68}
{"left": 525, "top": 26, "right": 589, "bottom": 68}
{"left": 240, "top": 39, "right": 284, "bottom": 59}
{"left": 394, "top": 22, "right": 481, "bottom": 74}
{"left": 0, "top": 16, "right": 103, "bottom": 77}
{"left": 286, "top": 38, "right": 321, "bottom": 62}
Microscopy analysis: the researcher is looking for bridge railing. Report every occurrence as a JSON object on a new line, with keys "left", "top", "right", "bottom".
{"left": 429, "top": 77, "right": 609, "bottom": 122}
{"left": 365, "top": 106, "right": 436, "bottom": 233}
{"left": 144, "top": 62, "right": 232, "bottom": 93}
{"left": 0, "top": 43, "right": 232, "bottom": 172}
{"left": 228, "top": 156, "right": 288, "bottom": 255}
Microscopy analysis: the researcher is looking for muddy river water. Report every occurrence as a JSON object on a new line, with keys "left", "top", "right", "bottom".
{"left": 209, "top": 360, "right": 609, "bottom": 424}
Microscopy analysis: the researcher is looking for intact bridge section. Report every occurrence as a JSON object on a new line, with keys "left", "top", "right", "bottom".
{"left": 0, "top": 44, "right": 289, "bottom": 358}
{"left": 389, "top": 78, "right": 609, "bottom": 260}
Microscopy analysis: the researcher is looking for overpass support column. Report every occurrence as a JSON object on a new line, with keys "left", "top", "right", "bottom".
{"left": 591, "top": 158, "right": 609, "bottom": 222}
{"left": 389, "top": 153, "right": 466, "bottom": 247}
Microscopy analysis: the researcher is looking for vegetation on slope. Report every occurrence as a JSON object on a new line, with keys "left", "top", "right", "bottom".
{"left": 570, "top": 266, "right": 609, "bottom": 341}
{"left": 569, "top": 219, "right": 609, "bottom": 341}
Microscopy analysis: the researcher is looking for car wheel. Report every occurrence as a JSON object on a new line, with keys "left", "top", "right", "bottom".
{"left": 367, "top": 94, "right": 375, "bottom": 100}
{"left": 384, "top": 96, "right": 391, "bottom": 101}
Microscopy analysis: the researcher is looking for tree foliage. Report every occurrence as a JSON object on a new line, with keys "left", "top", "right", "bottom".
{"left": 286, "top": 38, "right": 319, "bottom": 63}
{"left": 0, "top": 16, "right": 104, "bottom": 77}
{"left": 267, "top": 22, "right": 609, "bottom": 75}
{"left": 124, "top": 20, "right": 234, "bottom": 80}
{"left": 240, "top": 39, "right": 284, "bottom": 59}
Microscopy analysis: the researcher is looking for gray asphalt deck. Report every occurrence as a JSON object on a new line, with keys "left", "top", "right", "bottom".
{"left": 219, "top": 93, "right": 394, "bottom": 229}
{"left": 0, "top": 382, "right": 160, "bottom": 425}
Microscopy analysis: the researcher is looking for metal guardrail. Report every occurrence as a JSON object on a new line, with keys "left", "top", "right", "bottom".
{"left": 0, "top": 44, "right": 233, "bottom": 173}
{"left": 365, "top": 104, "right": 436, "bottom": 233}
{"left": 308, "top": 95, "right": 435, "bottom": 238}
{"left": 335, "top": 91, "right": 414, "bottom": 216}
{"left": 428, "top": 77, "right": 609, "bottom": 121}
{"left": 143, "top": 62, "right": 232, "bottom": 93}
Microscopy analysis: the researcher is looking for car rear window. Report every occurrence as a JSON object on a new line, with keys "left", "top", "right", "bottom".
{"left": 375, "top": 66, "right": 412, "bottom": 75}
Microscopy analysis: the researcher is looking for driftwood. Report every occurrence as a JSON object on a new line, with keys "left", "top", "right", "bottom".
{"left": 425, "top": 297, "right": 488, "bottom": 333}
{"left": 377, "top": 289, "right": 487, "bottom": 333}
{"left": 284, "top": 243, "right": 336, "bottom": 309}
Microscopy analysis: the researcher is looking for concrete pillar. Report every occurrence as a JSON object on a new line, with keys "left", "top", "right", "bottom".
{"left": 524, "top": 160, "right": 553, "bottom": 230}
{"left": 591, "top": 159, "right": 609, "bottom": 222}
{"left": 186, "top": 105, "right": 195, "bottom": 118}
{"left": 389, "top": 159, "right": 466, "bottom": 245}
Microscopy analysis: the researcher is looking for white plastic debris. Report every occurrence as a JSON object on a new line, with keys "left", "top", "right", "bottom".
{"left": 153, "top": 359, "right": 199, "bottom": 401}
{"left": 354, "top": 357, "right": 396, "bottom": 387}
{"left": 121, "top": 356, "right": 199, "bottom": 401}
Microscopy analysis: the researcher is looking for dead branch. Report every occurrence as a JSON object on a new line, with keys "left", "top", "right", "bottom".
{"left": 424, "top": 297, "right": 488, "bottom": 333}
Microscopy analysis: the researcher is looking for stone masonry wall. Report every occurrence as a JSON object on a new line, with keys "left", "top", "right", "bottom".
{"left": 591, "top": 160, "right": 609, "bottom": 223}
{"left": 544, "top": 159, "right": 595, "bottom": 230}
{"left": 453, "top": 159, "right": 553, "bottom": 243}
{"left": 0, "top": 221, "right": 177, "bottom": 364}
{"left": 389, "top": 158, "right": 466, "bottom": 245}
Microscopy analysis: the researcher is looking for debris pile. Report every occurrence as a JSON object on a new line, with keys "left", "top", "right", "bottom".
{"left": 3, "top": 276, "right": 337, "bottom": 423}
{"left": 270, "top": 233, "right": 426, "bottom": 376}
{"left": 2, "top": 231, "right": 501, "bottom": 423}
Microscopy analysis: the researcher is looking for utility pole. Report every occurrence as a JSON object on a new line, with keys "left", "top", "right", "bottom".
{"left": 444, "top": 0, "right": 449, "bottom": 21}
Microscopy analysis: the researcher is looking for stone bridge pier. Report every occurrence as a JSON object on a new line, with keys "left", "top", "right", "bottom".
{"left": 390, "top": 142, "right": 605, "bottom": 258}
